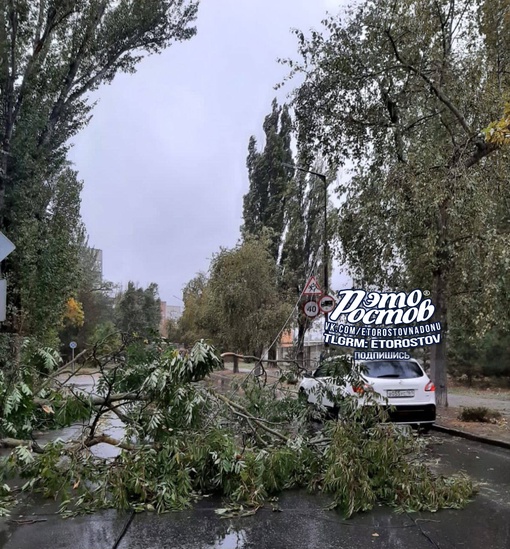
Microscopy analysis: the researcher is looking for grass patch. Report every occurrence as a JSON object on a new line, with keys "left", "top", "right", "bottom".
{"left": 458, "top": 406, "right": 503, "bottom": 423}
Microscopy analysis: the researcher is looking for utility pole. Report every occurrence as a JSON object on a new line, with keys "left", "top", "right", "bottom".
{"left": 282, "top": 163, "right": 329, "bottom": 328}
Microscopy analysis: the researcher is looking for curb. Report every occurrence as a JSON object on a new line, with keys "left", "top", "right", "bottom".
{"left": 432, "top": 423, "right": 510, "bottom": 450}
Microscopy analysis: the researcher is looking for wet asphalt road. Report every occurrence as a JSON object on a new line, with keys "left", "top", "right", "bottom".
{"left": 1, "top": 432, "right": 509, "bottom": 549}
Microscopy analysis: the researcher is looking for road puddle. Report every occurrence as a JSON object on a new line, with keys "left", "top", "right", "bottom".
{"left": 213, "top": 528, "right": 248, "bottom": 549}
{"left": 38, "top": 372, "right": 127, "bottom": 459}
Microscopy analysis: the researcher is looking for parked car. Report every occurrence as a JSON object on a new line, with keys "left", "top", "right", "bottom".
{"left": 298, "top": 357, "right": 436, "bottom": 429}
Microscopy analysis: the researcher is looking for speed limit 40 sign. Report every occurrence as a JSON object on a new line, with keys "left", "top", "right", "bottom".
{"left": 303, "top": 300, "right": 320, "bottom": 318}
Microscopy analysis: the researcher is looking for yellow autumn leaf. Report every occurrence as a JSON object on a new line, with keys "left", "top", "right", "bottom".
{"left": 63, "top": 297, "right": 85, "bottom": 327}
{"left": 483, "top": 102, "right": 510, "bottom": 146}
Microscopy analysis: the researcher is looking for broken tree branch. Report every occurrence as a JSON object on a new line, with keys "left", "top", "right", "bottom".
{"left": 0, "top": 437, "right": 44, "bottom": 454}
{"left": 212, "top": 392, "right": 290, "bottom": 444}
{"left": 385, "top": 29, "right": 472, "bottom": 135}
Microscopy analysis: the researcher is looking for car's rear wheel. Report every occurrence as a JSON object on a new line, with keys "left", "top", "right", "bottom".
{"left": 327, "top": 406, "right": 340, "bottom": 420}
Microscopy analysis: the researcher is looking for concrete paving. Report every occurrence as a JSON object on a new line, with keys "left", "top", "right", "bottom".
{"left": 1, "top": 433, "right": 509, "bottom": 549}
{"left": 448, "top": 393, "right": 510, "bottom": 415}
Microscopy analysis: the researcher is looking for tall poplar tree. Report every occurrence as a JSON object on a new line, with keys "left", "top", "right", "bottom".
{"left": 0, "top": 0, "right": 198, "bottom": 350}
{"left": 242, "top": 99, "right": 294, "bottom": 262}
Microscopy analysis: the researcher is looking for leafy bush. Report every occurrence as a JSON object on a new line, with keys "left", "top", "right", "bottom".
{"left": 0, "top": 337, "right": 91, "bottom": 440}
{"left": 458, "top": 407, "right": 503, "bottom": 423}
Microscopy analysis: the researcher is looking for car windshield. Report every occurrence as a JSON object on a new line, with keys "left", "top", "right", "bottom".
{"left": 360, "top": 360, "right": 424, "bottom": 379}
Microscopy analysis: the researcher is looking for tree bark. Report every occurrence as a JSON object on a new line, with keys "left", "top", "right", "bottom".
{"left": 233, "top": 354, "right": 239, "bottom": 374}
{"left": 430, "top": 268, "right": 448, "bottom": 407}
{"left": 268, "top": 347, "right": 276, "bottom": 366}
{"left": 297, "top": 317, "right": 306, "bottom": 370}
{"left": 429, "top": 193, "right": 450, "bottom": 408}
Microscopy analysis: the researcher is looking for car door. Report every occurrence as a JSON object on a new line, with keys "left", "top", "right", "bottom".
{"left": 307, "top": 362, "right": 348, "bottom": 408}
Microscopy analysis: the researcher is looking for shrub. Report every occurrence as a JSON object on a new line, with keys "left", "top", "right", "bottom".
{"left": 458, "top": 407, "right": 503, "bottom": 423}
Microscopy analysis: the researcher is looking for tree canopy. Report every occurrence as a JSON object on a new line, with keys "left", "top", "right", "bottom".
{"left": 115, "top": 282, "right": 161, "bottom": 339}
{"left": 0, "top": 0, "right": 199, "bottom": 356}
{"left": 286, "top": 0, "right": 510, "bottom": 404}
{"left": 207, "top": 236, "right": 292, "bottom": 357}
{"left": 242, "top": 99, "right": 294, "bottom": 262}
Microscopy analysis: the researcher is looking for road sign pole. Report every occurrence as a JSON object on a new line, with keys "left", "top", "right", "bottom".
{"left": 0, "top": 280, "right": 6, "bottom": 323}
{"left": 320, "top": 173, "right": 329, "bottom": 343}
{"left": 69, "top": 341, "right": 77, "bottom": 374}
{"left": 0, "top": 232, "right": 15, "bottom": 323}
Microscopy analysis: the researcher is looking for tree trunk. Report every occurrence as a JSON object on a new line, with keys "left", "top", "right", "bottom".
{"left": 233, "top": 354, "right": 239, "bottom": 374}
{"left": 297, "top": 317, "right": 307, "bottom": 370}
{"left": 268, "top": 347, "right": 276, "bottom": 367}
{"left": 254, "top": 345, "right": 264, "bottom": 376}
{"left": 430, "top": 269, "right": 448, "bottom": 407}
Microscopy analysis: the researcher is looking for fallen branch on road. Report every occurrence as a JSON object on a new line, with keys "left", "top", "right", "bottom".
{"left": 0, "top": 437, "right": 44, "bottom": 454}
{"left": 212, "top": 391, "right": 291, "bottom": 444}
{"left": 0, "top": 339, "right": 476, "bottom": 520}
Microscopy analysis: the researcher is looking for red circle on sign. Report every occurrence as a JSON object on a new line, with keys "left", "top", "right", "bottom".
{"left": 303, "top": 300, "right": 320, "bottom": 318}
{"left": 319, "top": 295, "right": 336, "bottom": 314}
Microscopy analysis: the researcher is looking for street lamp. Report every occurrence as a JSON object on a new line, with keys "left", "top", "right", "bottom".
{"left": 282, "top": 162, "right": 329, "bottom": 326}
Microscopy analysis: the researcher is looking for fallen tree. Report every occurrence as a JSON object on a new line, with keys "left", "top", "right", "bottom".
{"left": 1, "top": 337, "right": 474, "bottom": 518}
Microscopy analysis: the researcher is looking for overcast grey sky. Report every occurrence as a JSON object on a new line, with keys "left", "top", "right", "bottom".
{"left": 69, "top": 0, "right": 344, "bottom": 306}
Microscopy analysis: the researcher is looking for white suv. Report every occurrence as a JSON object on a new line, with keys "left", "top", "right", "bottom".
{"left": 298, "top": 357, "right": 436, "bottom": 428}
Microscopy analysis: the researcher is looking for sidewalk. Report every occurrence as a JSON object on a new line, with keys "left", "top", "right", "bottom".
{"left": 434, "top": 395, "right": 510, "bottom": 448}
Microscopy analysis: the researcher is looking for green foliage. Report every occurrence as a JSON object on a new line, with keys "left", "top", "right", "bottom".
{"left": 449, "top": 326, "right": 510, "bottom": 379}
{"left": 179, "top": 237, "right": 293, "bottom": 355}
{"left": 165, "top": 318, "right": 182, "bottom": 343}
{"left": 0, "top": 0, "right": 199, "bottom": 344}
{"left": 7, "top": 167, "right": 85, "bottom": 344}
{"left": 0, "top": 338, "right": 90, "bottom": 439}
{"left": 115, "top": 282, "right": 161, "bottom": 339}
{"left": 87, "top": 321, "right": 122, "bottom": 358}
{"left": 286, "top": 0, "right": 510, "bottom": 293}
{"left": 59, "top": 241, "right": 117, "bottom": 359}
{"left": 242, "top": 101, "right": 336, "bottom": 363}
{"left": 242, "top": 99, "right": 294, "bottom": 261}
{"left": 0, "top": 340, "right": 475, "bottom": 519}
{"left": 321, "top": 420, "right": 472, "bottom": 516}
{"left": 482, "top": 330, "right": 510, "bottom": 377}
{"left": 179, "top": 272, "right": 213, "bottom": 346}
{"left": 285, "top": 0, "right": 510, "bottom": 404}
{"left": 0, "top": 482, "right": 15, "bottom": 517}
{"left": 206, "top": 236, "right": 293, "bottom": 355}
